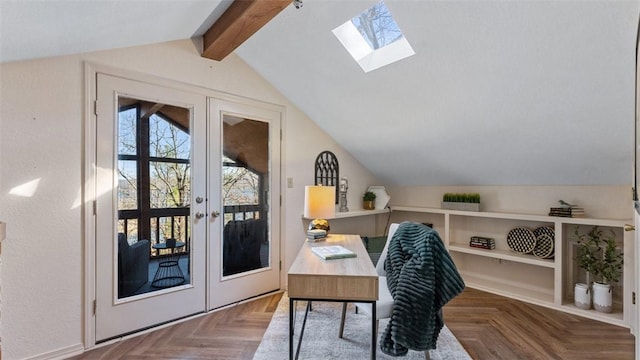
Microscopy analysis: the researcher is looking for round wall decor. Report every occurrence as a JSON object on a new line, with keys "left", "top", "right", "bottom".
{"left": 532, "top": 234, "right": 555, "bottom": 259}
{"left": 533, "top": 226, "right": 555, "bottom": 239}
{"left": 507, "top": 227, "right": 536, "bottom": 253}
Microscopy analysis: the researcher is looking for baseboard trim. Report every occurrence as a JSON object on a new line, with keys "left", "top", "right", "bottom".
{"left": 25, "top": 343, "right": 84, "bottom": 360}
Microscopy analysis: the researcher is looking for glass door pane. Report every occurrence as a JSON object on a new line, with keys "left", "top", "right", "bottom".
{"left": 222, "top": 115, "right": 270, "bottom": 276}
{"left": 117, "top": 96, "right": 192, "bottom": 298}
{"left": 207, "top": 97, "right": 280, "bottom": 310}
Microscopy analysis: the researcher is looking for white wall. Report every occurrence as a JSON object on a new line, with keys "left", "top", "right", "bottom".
{"left": 0, "top": 39, "right": 379, "bottom": 359}
{"left": 387, "top": 185, "right": 631, "bottom": 220}
{"left": 367, "top": 185, "right": 631, "bottom": 237}
{"left": 1, "top": 37, "right": 632, "bottom": 360}
{"left": 1, "top": 54, "right": 85, "bottom": 360}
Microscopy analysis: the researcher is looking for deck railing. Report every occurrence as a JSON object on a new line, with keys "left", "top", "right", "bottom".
{"left": 119, "top": 204, "right": 265, "bottom": 259}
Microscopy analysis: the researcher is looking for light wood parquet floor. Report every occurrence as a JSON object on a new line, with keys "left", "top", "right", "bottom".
{"left": 70, "top": 288, "right": 635, "bottom": 359}
{"left": 445, "top": 288, "right": 634, "bottom": 360}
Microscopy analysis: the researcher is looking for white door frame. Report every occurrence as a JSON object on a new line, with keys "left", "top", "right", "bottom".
{"left": 83, "top": 63, "right": 285, "bottom": 349}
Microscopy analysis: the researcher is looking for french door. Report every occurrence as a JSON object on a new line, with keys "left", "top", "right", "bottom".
{"left": 93, "top": 73, "right": 281, "bottom": 341}
{"left": 95, "top": 74, "right": 208, "bottom": 341}
{"left": 208, "top": 98, "right": 281, "bottom": 309}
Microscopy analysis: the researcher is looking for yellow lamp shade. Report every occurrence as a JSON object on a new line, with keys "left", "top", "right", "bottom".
{"left": 304, "top": 185, "right": 335, "bottom": 231}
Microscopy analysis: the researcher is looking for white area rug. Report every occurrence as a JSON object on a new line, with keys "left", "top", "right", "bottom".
{"left": 253, "top": 293, "right": 472, "bottom": 360}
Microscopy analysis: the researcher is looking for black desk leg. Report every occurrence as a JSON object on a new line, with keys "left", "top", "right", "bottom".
{"left": 289, "top": 299, "right": 375, "bottom": 359}
{"left": 289, "top": 298, "right": 294, "bottom": 360}
{"left": 295, "top": 302, "right": 311, "bottom": 360}
{"left": 371, "top": 302, "right": 376, "bottom": 360}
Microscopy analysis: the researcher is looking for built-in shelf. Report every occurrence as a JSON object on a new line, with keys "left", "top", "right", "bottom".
{"left": 560, "top": 303, "right": 624, "bottom": 326}
{"left": 460, "top": 271, "right": 554, "bottom": 304}
{"left": 448, "top": 245, "right": 555, "bottom": 268}
{"left": 302, "top": 208, "right": 390, "bottom": 220}
{"left": 334, "top": 208, "right": 390, "bottom": 218}
{"left": 390, "top": 204, "right": 632, "bottom": 328}
{"left": 392, "top": 205, "right": 630, "bottom": 226}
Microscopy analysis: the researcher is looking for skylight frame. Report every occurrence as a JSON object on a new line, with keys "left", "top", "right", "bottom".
{"left": 332, "top": 1, "right": 415, "bottom": 73}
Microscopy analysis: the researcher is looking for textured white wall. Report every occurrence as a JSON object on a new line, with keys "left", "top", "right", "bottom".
{"left": 0, "top": 39, "right": 379, "bottom": 359}
{"left": 2, "top": 37, "right": 632, "bottom": 360}
{"left": 1, "top": 56, "right": 85, "bottom": 360}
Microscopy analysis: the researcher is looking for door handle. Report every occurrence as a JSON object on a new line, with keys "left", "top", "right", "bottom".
{"left": 624, "top": 224, "right": 635, "bottom": 231}
{"left": 195, "top": 212, "right": 206, "bottom": 219}
{"left": 211, "top": 211, "right": 220, "bottom": 218}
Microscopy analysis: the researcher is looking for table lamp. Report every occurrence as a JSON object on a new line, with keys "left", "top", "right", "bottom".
{"left": 304, "top": 185, "right": 335, "bottom": 232}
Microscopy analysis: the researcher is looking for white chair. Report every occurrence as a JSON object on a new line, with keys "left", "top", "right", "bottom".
{"left": 338, "top": 222, "right": 431, "bottom": 359}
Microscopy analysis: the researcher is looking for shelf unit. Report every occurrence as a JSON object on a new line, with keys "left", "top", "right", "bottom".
{"left": 333, "top": 208, "right": 390, "bottom": 219}
{"left": 301, "top": 208, "right": 390, "bottom": 220}
{"left": 391, "top": 205, "right": 633, "bottom": 327}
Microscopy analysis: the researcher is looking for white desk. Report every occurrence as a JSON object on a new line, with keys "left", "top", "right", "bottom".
{"left": 288, "top": 234, "right": 378, "bottom": 359}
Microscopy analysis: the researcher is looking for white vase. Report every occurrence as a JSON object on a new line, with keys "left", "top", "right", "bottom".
{"left": 592, "top": 282, "right": 613, "bottom": 313}
{"left": 574, "top": 283, "right": 591, "bottom": 310}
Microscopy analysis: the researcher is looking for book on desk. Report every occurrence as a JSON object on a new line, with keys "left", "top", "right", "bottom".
{"left": 306, "top": 229, "right": 327, "bottom": 242}
{"left": 311, "top": 245, "right": 356, "bottom": 260}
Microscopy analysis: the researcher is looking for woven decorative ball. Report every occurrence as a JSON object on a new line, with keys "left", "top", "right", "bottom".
{"left": 532, "top": 234, "right": 555, "bottom": 259}
{"left": 507, "top": 227, "right": 536, "bottom": 253}
{"left": 533, "top": 226, "right": 555, "bottom": 240}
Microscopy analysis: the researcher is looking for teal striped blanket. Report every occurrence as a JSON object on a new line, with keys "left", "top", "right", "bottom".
{"left": 380, "top": 222, "right": 465, "bottom": 356}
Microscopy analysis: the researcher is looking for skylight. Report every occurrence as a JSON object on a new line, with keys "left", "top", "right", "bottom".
{"left": 332, "top": 1, "right": 414, "bottom": 73}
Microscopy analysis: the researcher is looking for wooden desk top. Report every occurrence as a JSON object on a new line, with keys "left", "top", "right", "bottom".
{"left": 288, "top": 234, "right": 378, "bottom": 301}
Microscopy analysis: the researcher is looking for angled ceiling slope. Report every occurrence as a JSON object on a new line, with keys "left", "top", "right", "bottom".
{"left": 0, "top": 0, "right": 233, "bottom": 63}
{"left": 236, "top": 1, "right": 640, "bottom": 186}
{"left": 0, "top": 0, "right": 290, "bottom": 64}
{"left": 2, "top": 1, "right": 639, "bottom": 187}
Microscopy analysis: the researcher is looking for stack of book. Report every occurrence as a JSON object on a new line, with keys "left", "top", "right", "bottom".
{"left": 548, "top": 207, "right": 585, "bottom": 218}
{"left": 306, "top": 229, "right": 327, "bottom": 242}
{"left": 469, "top": 236, "right": 495, "bottom": 250}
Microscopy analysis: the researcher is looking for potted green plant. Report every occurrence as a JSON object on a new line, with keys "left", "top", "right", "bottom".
{"left": 441, "top": 193, "right": 481, "bottom": 211}
{"left": 600, "top": 234, "right": 624, "bottom": 285}
{"left": 593, "top": 229, "right": 624, "bottom": 313}
{"left": 363, "top": 191, "right": 376, "bottom": 210}
{"left": 574, "top": 226, "right": 623, "bottom": 313}
{"left": 574, "top": 226, "right": 600, "bottom": 309}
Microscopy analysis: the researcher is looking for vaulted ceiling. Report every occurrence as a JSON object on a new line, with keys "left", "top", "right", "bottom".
{"left": 2, "top": 1, "right": 639, "bottom": 186}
